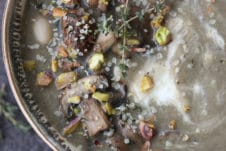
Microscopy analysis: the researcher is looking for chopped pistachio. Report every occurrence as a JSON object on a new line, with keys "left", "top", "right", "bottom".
{"left": 103, "top": 103, "right": 116, "bottom": 115}
{"left": 84, "top": 81, "right": 96, "bottom": 93}
{"left": 58, "top": 46, "right": 68, "bottom": 58}
{"left": 63, "top": 117, "right": 81, "bottom": 135}
{"left": 36, "top": 71, "right": 53, "bottom": 86}
{"left": 82, "top": 13, "right": 90, "bottom": 21}
{"left": 88, "top": 53, "right": 105, "bottom": 71}
{"left": 151, "top": 15, "right": 164, "bottom": 28}
{"left": 126, "top": 39, "right": 140, "bottom": 46}
{"left": 51, "top": 59, "right": 58, "bottom": 72}
{"left": 52, "top": 8, "right": 67, "bottom": 18}
{"left": 92, "top": 92, "right": 110, "bottom": 102}
{"left": 169, "top": 120, "right": 176, "bottom": 130}
{"left": 140, "top": 75, "right": 154, "bottom": 92}
{"left": 182, "top": 134, "right": 190, "bottom": 142}
{"left": 68, "top": 96, "right": 81, "bottom": 104}
{"left": 183, "top": 105, "right": 191, "bottom": 112}
{"left": 56, "top": 72, "right": 77, "bottom": 90}
{"left": 23, "top": 60, "right": 36, "bottom": 71}
{"left": 154, "top": 26, "right": 171, "bottom": 46}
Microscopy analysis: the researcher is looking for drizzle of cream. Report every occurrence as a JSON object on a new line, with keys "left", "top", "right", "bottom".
{"left": 33, "top": 17, "right": 52, "bottom": 44}
{"left": 205, "top": 24, "right": 225, "bottom": 50}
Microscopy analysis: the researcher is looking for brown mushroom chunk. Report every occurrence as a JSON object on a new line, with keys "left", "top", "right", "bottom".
{"left": 62, "top": 11, "right": 96, "bottom": 53}
{"left": 80, "top": 99, "right": 110, "bottom": 136}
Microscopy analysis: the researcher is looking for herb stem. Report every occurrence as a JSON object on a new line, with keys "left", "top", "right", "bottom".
{"left": 118, "top": 7, "right": 154, "bottom": 31}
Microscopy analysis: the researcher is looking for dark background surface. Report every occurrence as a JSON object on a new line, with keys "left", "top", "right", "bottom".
{"left": 0, "top": 0, "right": 51, "bottom": 150}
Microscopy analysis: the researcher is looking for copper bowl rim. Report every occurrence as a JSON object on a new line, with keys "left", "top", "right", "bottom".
{"left": 2, "top": 0, "right": 59, "bottom": 150}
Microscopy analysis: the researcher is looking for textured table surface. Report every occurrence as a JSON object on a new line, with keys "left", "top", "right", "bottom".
{"left": 0, "top": 0, "right": 51, "bottom": 150}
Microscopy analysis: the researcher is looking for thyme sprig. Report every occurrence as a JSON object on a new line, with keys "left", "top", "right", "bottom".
{"left": 97, "top": 0, "right": 167, "bottom": 76}
{"left": 0, "top": 84, "right": 30, "bottom": 139}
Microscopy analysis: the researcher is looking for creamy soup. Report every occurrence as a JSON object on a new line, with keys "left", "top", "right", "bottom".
{"left": 22, "top": 0, "right": 226, "bottom": 150}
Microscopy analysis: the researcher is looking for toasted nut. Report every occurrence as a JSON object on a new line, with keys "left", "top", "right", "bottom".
{"left": 154, "top": 26, "right": 171, "bottom": 46}
{"left": 51, "top": 59, "right": 58, "bottom": 72}
{"left": 169, "top": 120, "right": 176, "bottom": 130}
{"left": 67, "top": 96, "right": 81, "bottom": 104}
{"left": 141, "top": 75, "right": 154, "bottom": 92}
{"left": 23, "top": 60, "right": 36, "bottom": 71}
{"left": 151, "top": 15, "right": 164, "bottom": 28}
{"left": 61, "top": 0, "right": 71, "bottom": 3}
{"left": 82, "top": 13, "right": 90, "bottom": 21}
{"left": 183, "top": 105, "right": 191, "bottom": 112}
{"left": 182, "top": 134, "right": 190, "bottom": 142}
{"left": 103, "top": 103, "right": 116, "bottom": 115}
{"left": 98, "top": 0, "right": 109, "bottom": 11}
{"left": 131, "top": 48, "right": 146, "bottom": 53}
{"left": 62, "top": 61, "right": 80, "bottom": 71}
{"left": 63, "top": 117, "right": 80, "bottom": 135}
{"left": 56, "top": 72, "right": 77, "bottom": 90}
{"left": 36, "top": 71, "right": 53, "bottom": 86}
{"left": 88, "top": 53, "right": 105, "bottom": 71}
{"left": 139, "top": 121, "right": 154, "bottom": 140}
{"left": 92, "top": 92, "right": 110, "bottom": 102}
{"left": 52, "top": 8, "right": 67, "bottom": 18}
{"left": 126, "top": 39, "right": 140, "bottom": 46}
{"left": 84, "top": 82, "right": 97, "bottom": 93}
{"left": 58, "top": 46, "right": 68, "bottom": 58}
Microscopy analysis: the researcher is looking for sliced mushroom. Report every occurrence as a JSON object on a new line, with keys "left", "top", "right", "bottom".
{"left": 80, "top": 99, "right": 110, "bottom": 136}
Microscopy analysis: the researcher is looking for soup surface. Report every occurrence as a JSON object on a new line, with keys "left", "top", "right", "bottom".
{"left": 22, "top": 0, "right": 226, "bottom": 150}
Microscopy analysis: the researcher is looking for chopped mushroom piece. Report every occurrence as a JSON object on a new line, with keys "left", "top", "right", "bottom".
{"left": 36, "top": 71, "right": 53, "bottom": 86}
{"left": 56, "top": 72, "right": 77, "bottom": 90}
{"left": 80, "top": 99, "right": 110, "bottom": 136}
{"left": 96, "top": 31, "right": 116, "bottom": 52}
{"left": 140, "top": 75, "right": 154, "bottom": 92}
